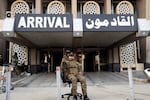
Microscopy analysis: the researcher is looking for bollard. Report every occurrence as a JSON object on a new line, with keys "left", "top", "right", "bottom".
{"left": 3, "top": 64, "right": 12, "bottom": 100}
{"left": 0, "top": 66, "right": 5, "bottom": 93}
{"left": 56, "top": 66, "right": 61, "bottom": 100}
{"left": 6, "top": 67, "right": 11, "bottom": 100}
{"left": 0, "top": 66, "right": 5, "bottom": 86}
{"left": 128, "top": 65, "right": 135, "bottom": 100}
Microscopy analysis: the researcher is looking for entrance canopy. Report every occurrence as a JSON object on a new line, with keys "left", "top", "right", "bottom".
{"left": 16, "top": 31, "right": 132, "bottom": 48}
{"left": 1, "top": 14, "right": 138, "bottom": 48}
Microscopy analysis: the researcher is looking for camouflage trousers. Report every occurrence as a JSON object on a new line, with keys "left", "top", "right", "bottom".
{"left": 67, "top": 74, "right": 87, "bottom": 96}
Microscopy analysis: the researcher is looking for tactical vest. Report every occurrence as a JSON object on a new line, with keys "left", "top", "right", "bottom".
{"left": 66, "top": 60, "right": 78, "bottom": 75}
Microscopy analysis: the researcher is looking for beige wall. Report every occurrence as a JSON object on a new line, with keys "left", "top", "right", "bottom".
{"left": 136, "top": 0, "right": 146, "bottom": 18}
{"left": 0, "top": 0, "right": 7, "bottom": 19}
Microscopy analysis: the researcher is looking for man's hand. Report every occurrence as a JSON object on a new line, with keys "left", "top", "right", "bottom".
{"left": 0, "top": 76, "right": 6, "bottom": 80}
{"left": 78, "top": 72, "right": 84, "bottom": 76}
{"left": 62, "top": 58, "right": 66, "bottom": 62}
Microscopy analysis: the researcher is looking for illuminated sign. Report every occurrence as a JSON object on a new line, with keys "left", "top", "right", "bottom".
{"left": 14, "top": 14, "right": 73, "bottom": 32}
{"left": 83, "top": 14, "right": 138, "bottom": 32}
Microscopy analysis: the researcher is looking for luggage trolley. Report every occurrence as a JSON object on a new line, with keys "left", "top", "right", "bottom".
{"left": 0, "top": 66, "right": 6, "bottom": 93}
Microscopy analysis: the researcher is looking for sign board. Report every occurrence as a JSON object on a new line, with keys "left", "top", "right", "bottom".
{"left": 137, "top": 19, "right": 150, "bottom": 37}
{"left": 14, "top": 14, "right": 73, "bottom": 32}
{"left": 14, "top": 14, "right": 138, "bottom": 32}
{"left": 2, "top": 18, "right": 15, "bottom": 37}
{"left": 82, "top": 14, "right": 138, "bottom": 32}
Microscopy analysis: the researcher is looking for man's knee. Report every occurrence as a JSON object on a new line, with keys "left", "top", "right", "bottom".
{"left": 68, "top": 75, "right": 77, "bottom": 82}
{"left": 78, "top": 75, "right": 86, "bottom": 83}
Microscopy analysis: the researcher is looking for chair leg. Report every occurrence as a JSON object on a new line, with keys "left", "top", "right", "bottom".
{"left": 67, "top": 95, "right": 72, "bottom": 100}
{"left": 62, "top": 93, "right": 82, "bottom": 100}
{"left": 77, "top": 93, "right": 82, "bottom": 99}
{"left": 62, "top": 93, "right": 72, "bottom": 98}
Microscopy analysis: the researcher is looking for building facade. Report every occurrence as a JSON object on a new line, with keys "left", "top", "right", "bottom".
{"left": 0, "top": 0, "right": 150, "bottom": 73}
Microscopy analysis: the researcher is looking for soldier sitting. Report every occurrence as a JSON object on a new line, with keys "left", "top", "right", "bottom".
{"left": 61, "top": 52, "right": 90, "bottom": 100}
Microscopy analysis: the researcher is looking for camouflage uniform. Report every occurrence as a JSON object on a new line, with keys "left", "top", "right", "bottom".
{"left": 11, "top": 52, "right": 19, "bottom": 75}
{"left": 61, "top": 55, "right": 87, "bottom": 96}
{"left": 11, "top": 52, "right": 18, "bottom": 66}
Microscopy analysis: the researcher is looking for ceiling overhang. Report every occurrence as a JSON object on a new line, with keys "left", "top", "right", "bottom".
{"left": 15, "top": 31, "right": 134, "bottom": 48}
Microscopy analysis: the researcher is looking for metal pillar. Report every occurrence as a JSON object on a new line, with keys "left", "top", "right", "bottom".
{"left": 0, "top": 66, "right": 5, "bottom": 86}
{"left": 5, "top": 66, "right": 11, "bottom": 100}
{"left": 128, "top": 65, "right": 135, "bottom": 100}
{"left": 0, "top": 66, "right": 5, "bottom": 93}
{"left": 56, "top": 66, "right": 61, "bottom": 100}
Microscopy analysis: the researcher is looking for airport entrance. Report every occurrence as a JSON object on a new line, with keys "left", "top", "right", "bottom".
{"left": 84, "top": 49, "right": 108, "bottom": 72}
{"left": 84, "top": 52, "right": 96, "bottom": 72}
{"left": 40, "top": 48, "right": 108, "bottom": 72}
{"left": 1, "top": 13, "right": 138, "bottom": 74}
{"left": 52, "top": 50, "right": 63, "bottom": 72}
{"left": 40, "top": 49, "right": 63, "bottom": 72}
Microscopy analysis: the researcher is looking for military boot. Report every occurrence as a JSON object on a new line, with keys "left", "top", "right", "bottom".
{"left": 84, "top": 95, "right": 90, "bottom": 100}
{"left": 73, "top": 95, "right": 77, "bottom": 100}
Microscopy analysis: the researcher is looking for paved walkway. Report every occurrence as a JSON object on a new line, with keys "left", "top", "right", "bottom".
{"left": 12, "top": 72, "right": 132, "bottom": 87}
{"left": 0, "top": 84, "right": 150, "bottom": 100}
{"left": 120, "top": 71, "right": 148, "bottom": 82}
{"left": 0, "top": 72, "right": 150, "bottom": 100}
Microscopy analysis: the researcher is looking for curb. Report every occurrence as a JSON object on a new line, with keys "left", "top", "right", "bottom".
{"left": 119, "top": 73, "right": 148, "bottom": 83}
{"left": 11, "top": 75, "right": 30, "bottom": 86}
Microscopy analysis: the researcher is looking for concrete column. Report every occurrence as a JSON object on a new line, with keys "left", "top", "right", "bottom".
{"left": 0, "top": 0, "right": 7, "bottom": 19}
{"left": 104, "top": 0, "right": 111, "bottom": 14}
{"left": 26, "top": 47, "right": 28, "bottom": 65}
{"left": 108, "top": 49, "right": 113, "bottom": 71}
{"left": 108, "top": 49, "right": 113, "bottom": 64}
{"left": 0, "top": 20, "right": 3, "bottom": 32}
{"left": 112, "top": 47, "right": 120, "bottom": 72}
{"left": 30, "top": 48, "right": 37, "bottom": 65}
{"left": 113, "top": 47, "right": 119, "bottom": 63}
{"left": 146, "top": 0, "right": 150, "bottom": 20}
{"left": 146, "top": 36, "right": 150, "bottom": 63}
{"left": 136, "top": 0, "right": 146, "bottom": 18}
{"left": 72, "top": 0, "right": 77, "bottom": 18}
{"left": 35, "top": 0, "right": 42, "bottom": 14}
{"left": 98, "top": 51, "right": 100, "bottom": 72}
{"left": 37, "top": 50, "right": 40, "bottom": 65}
